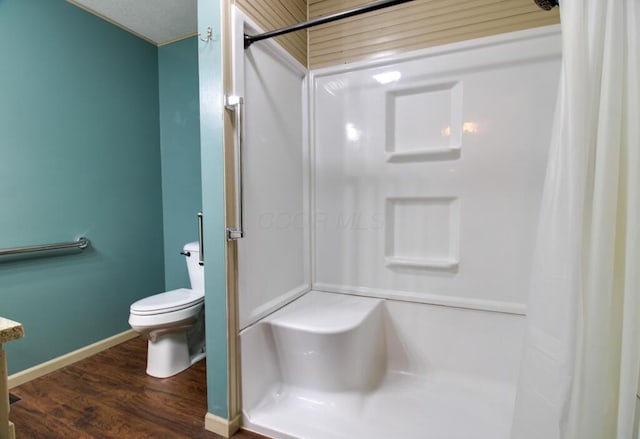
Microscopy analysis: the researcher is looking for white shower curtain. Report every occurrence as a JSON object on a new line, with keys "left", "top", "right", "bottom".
{"left": 511, "top": 1, "right": 640, "bottom": 439}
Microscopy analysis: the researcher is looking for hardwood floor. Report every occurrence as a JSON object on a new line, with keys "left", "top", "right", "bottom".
{"left": 9, "top": 337, "right": 266, "bottom": 439}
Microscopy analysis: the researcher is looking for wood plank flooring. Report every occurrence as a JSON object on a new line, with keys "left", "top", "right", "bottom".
{"left": 9, "top": 336, "right": 266, "bottom": 439}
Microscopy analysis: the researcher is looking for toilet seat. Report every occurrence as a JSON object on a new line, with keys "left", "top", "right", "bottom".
{"left": 130, "top": 288, "right": 204, "bottom": 316}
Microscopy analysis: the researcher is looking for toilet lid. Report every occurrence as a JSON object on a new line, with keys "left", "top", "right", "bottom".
{"left": 130, "top": 288, "right": 204, "bottom": 315}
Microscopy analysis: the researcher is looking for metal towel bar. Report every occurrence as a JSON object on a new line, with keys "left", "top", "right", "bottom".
{"left": 0, "top": 237, "right": 90, "bottom": 257}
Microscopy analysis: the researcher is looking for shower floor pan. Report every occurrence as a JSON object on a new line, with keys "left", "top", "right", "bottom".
{"left": 241, "top": 291, "right": 519, "bottom": 439}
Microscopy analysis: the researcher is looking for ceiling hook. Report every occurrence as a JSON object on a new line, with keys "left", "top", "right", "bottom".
{"left": 199, "top": 26, "right": 213, "bottom": 43}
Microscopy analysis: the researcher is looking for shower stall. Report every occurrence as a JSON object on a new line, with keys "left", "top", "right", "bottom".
{"left": 227, "top": 6, "right": 561, "bottom": 437}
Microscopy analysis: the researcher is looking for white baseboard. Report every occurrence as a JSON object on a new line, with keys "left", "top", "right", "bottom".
{"left": 204, "top": 412, "right": 241, "bottom": 438}
{"left": 8, "top": 329, "right": 138, "bottom": 389}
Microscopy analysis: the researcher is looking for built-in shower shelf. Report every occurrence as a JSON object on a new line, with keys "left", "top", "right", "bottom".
{"left": 385, "top": 256, "right": 459, "bottom": 270}
{"left": 385, "top": 146, "right": 461, "bottom": 163}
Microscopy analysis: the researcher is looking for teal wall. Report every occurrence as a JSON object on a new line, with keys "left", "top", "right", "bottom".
{"left": 0, "top": 0, "right": 165, "bottom": 374}
{"left": 158, "top": 37, "right": 203, "bottom": 290}
{"left": 197, "top": 0, "right": 229, "bottom": 418}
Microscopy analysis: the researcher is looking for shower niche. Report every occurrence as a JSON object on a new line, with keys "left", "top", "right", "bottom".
{"left": 385, "top": 81, "right": 463, "bottom": 162}
{"left": 384, "top": 196, "right": 460, "bottom": 270}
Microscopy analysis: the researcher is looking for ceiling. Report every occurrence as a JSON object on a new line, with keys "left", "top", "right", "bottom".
{"left": 67, "top": 0, "right": 197, "bottom": 46}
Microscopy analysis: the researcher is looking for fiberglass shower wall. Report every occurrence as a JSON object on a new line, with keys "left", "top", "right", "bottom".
{"left": 232, "top": 10, "right": 311, "bottom": 329}
{"left": 237, "top": 17, "right": 562, "bottom": 438}
{"left": 312, "top": 30, "right": 560, "bottom": 310}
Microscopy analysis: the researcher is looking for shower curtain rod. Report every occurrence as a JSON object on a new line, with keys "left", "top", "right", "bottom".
{"left": 244, "top": 0, "right": 416, "bottom": 49}
{"left": 533, "top": 0, "right": 559, "bottom": 10}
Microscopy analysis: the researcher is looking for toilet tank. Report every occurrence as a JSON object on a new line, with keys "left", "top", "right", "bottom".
{"left": 183, "top": 241, "right": 204, "bottom": 292}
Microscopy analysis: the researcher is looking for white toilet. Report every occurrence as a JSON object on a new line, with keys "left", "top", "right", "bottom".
{"left": 129, "top": 241, "right": 205, "bottom": 378}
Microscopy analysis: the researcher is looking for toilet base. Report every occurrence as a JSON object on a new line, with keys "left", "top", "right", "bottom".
{"left": 146, "top": 331, "right": 205, "bottom": 378}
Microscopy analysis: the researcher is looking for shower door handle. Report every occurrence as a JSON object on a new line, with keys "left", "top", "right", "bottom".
{"left": 225, "top": 95, "right": 244, "bottom": 240}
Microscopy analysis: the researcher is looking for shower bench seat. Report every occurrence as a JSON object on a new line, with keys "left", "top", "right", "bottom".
{"left": 263, "top": 291, "right": 386, "bottom": 392}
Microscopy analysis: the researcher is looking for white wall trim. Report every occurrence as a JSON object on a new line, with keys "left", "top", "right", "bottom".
{"left": 308, "top": 54, "right": 318, "bottom": 292}
{"left": 8, "top": 329, "right": 138, "bottom": 389}
{"left": 310, "top": 24, "right": 561, "bottom": 79}
{"left": 313, "top": 283, "right": 527, "bottom": 316}
{"left": 204, "top": 412, "right": 241, "bottom": 438}
{"left": 302, "top": 72, "right": 312, "bottom": 308}
{"left": 157, "top": 32, "right": 198, "bottom": 47}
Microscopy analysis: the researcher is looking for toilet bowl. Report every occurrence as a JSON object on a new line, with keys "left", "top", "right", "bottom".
{"left": 129, "top": 242, "right": 205, "bottom": 378}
